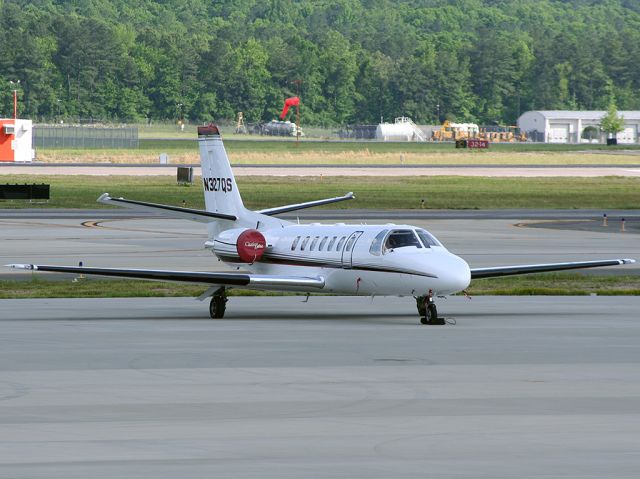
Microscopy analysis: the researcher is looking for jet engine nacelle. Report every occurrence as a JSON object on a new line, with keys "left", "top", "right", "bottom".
{"left": 212, "top": 228, "right": 266, "bottom": 263}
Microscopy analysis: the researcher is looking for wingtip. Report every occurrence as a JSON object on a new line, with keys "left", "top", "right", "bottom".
{"left": 97, "top": 192, "right": 111, "bottom": 203}
{"left": 622, "top": 258, "right": 636, "bottom": 264}
{"left": 5, "top": 263, "right": 35, "bottom": 270}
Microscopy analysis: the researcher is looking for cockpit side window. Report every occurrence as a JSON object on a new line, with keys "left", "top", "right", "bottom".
{"left": 416, "top": 229, "right": 441, "bottom": 247}
{"left": 369, "top": 229, "right": 388, "bottom": 256}
{"left": 384, "top": 229, "right": 421, "bottom": 252}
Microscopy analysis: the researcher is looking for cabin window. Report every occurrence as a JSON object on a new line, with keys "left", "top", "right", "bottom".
{"left": 416, "top": 229, "right": 441, "bottom": 247}
{"left": 310, "top": 236, "right": 320, "bottom": 251}
{"left": 336, "top": 236, "right": 346, "bottom": 251}
{"left": 300, "top": 236, "right": 310, "bottom": 251}
{"left": 384, "top": 229, "right": 421, "bottom": 252}
{"left": 369, "top": 230, "right": 388, "bottom": 256}
{"left": 328, "top": 236, "right": 337, "bottom": 250}
{"left": 319, "top": 236, "right": 328, "bottom": 251}
{"left": 291, "top": 236, "right": 301, "bottom": 251}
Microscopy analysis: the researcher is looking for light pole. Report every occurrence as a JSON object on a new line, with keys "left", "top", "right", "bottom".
{"left": 9, "top": 80, "right": 20, "bottom": 120}
{"left": 177, "top": 102, "right": 184, "bottom": 131}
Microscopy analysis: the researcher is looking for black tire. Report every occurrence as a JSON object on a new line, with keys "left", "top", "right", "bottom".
{"left": 416, "top": 296, "right": 427, "bottom": 317}
{"left": 420, "top": 303, "right": 438, "bottom": 325}
{"left": 209, "top": 296, "right": 226, "bottom": 319}
{"left": 428, "top": 303, "right": 438, "bottom": 321}
{"left": 420, "top": 304, "right": 433, "bottom": 324}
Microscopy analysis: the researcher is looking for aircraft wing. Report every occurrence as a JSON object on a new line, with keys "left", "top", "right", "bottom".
{"left": 470, "top": 258, "right": 635, "bottom": 279}
{"left": 97, "top": 193, "right": 236, "bottom": 223}
{"left": 6, "top": 264, "right": 325, "bottom": 289}
{"left": 257, "top": 192, "right": 354, "bottom": 216}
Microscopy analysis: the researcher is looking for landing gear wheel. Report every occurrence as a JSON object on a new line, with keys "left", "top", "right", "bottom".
{"left": 416, "top": 295, "right": 427, "bottom": 317}
{"left": 419, "top": 291, "right": 445, "bottom": 325}
{"left": 420, "top": 303, "right": 437, "bottom": 325}
{"left": 209, "top": 289, "right": 227, "bottom": 319}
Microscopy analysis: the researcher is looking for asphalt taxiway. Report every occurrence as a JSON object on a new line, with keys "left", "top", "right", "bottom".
{"left": 1, "top": 295, "right": 639, "bottom": 477}
{"left": 2, "top": 162, "right": 640, "bottom": 177}
{"left": 1, "top": 210, "right": 639, "bottom": 476}
{"left": 1, "top": 210, "right": 638, "bottom": 278}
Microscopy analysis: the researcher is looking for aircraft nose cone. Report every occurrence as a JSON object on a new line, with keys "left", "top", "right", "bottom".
{"left": 441, "top": 254, "right": 471, "bottom": 294}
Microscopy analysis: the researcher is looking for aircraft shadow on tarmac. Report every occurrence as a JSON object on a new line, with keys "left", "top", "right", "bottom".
{"left": 60, "top": 309, "right": 559, "bottom": 324}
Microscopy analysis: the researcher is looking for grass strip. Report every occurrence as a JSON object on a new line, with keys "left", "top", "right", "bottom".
{"left": 466, "top": 273, "right": 640, "bottom": 296}
{"left": 1, "top": 175, "right": 639, "bottom": 210}
{"left": 1, "top": 274, "right": 638, "bottom": 299}
{"left": 37, "top": 140, "right": 640, "bottom": 165}
{"left": 41, "top": 137, "right": 640, "bottom": 153}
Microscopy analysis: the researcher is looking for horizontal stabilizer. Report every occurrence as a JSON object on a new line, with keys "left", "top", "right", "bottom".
{"left": 257, "top": 192, "right": 355, "bottom": 216}
{"left": 97, "top": 193, "right": 236, "bottom": 222}
{"left": 471, "top": 258, "right": 635, "bottom": 279}
{"left": 6, "top": 264, "right": 325, "bottom": 289}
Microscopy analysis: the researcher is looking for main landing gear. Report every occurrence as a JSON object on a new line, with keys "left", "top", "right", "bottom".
{"left": 416, "top": 290, "right": 445, "bottom": 325}
{"left": 209, "top": 287, "right": 227, "bottom": 319}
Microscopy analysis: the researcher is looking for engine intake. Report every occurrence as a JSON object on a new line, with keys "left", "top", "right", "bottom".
{"left": 212, "top": 228, "right": 266, "bottom": 263}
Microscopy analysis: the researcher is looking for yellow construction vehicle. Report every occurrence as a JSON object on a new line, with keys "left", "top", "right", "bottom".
{"left": 432, "top": 120, "right": 480, "bottom": 141}
{"left": 478, "top": 125, "right": 527, "bottom": 142}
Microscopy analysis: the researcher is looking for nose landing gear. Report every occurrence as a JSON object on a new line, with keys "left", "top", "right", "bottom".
{"left": 417, "top": 290, "right": 445, "bottom": 325}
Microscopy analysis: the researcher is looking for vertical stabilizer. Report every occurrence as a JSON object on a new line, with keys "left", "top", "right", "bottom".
{"left": 198, "top": 124, "right": 244, "bottom": 217}
{"left": 197, "top": 124, "right": 284, "bottom": 238}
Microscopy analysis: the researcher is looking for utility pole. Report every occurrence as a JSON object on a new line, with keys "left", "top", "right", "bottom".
{"left": 9, "top": 80, "right": 20, "bottom": 120}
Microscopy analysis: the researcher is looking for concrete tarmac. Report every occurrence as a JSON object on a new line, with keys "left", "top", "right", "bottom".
{"left": 1, "top": 295, "right": 640, "bottom": 478}
{"left": 2, "top": 207, "right": 640, "bottom": 220}
{"left": 2, "top": 163, "right": 640, "bottom": 177}
{"left": 2, "top": 210, "right": 640, "bottom": 477}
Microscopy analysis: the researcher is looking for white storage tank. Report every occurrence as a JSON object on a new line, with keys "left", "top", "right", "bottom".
{"left": 375, "top": 117, "right": 426, "bottom": 141}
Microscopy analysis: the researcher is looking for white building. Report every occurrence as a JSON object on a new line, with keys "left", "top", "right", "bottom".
{"left": 517, "top": 110, "right": 640, "bottom": 144}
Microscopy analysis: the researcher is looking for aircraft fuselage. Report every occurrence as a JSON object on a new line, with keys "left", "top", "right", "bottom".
{"left": 210, "top": 223, "right": 471, "bottom": 296}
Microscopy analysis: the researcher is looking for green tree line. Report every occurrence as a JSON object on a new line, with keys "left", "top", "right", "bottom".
{"left": 1, "top": 0, "right": 639, "bottom": 125}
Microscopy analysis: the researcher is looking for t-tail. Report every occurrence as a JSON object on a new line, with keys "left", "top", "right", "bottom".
{"left": 198, "top": 124, "right": 246, "bottom": 219}
{"left": 197, "top": 124, "right": 283, "bottom": 236}
{"left": 97, "top": 124, "right": 353, "bottom": 237}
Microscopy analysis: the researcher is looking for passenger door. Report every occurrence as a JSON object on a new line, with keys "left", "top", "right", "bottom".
{"left": 341, "top": 231, "right": 363, "bottom": 269}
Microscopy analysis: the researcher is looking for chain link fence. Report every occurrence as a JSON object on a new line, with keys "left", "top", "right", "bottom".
{"left": 34, "top": 125, "right": 139, "bottom": 149}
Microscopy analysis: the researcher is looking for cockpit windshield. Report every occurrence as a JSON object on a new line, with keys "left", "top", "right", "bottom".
{"left": 369, "top": 230, "right": 388, "bottom": 256}
{"left": 384, "top": 229, "right": 422, "bottom": 252}
{"left": 416, "top": 229, "right": 441, "bottom": 247}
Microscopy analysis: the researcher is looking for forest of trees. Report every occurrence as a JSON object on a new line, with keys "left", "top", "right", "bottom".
{"left": 1, "top": 0, "right": 639, "bottom": 126}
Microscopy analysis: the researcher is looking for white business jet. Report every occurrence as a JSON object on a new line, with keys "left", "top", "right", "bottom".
{"left": 8, "top": 125, "right": 635, "bottom": 324}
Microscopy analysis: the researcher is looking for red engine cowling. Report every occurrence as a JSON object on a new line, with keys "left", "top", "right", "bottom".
{"left": 235, "top": 229, "right": 266, "bottom": 263}
{"left": 212, "top": 228, "right": 267, "bottom": 263}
